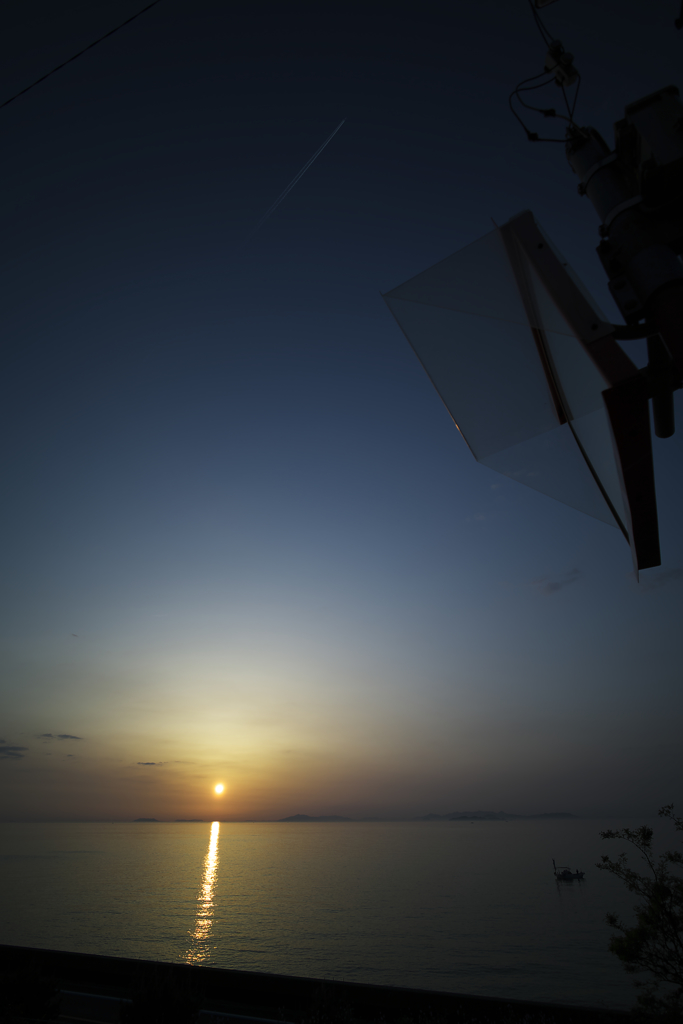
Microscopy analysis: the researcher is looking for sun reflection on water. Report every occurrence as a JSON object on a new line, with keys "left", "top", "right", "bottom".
{"left": 185, "top": 821, "right": 220, "bottom": 963}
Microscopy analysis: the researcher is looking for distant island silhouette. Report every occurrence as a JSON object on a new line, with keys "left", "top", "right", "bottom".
{"left": 133, "top": 818, "right": 158, "bottom": 822}
{"left": 417, "top": 811, "right": 577, "bottom": 821}
{"left": 278, "top": 811, "right": 577, "bottom": 822}
{"left": 279, "top": 814, "right": 352, "bottom": 822}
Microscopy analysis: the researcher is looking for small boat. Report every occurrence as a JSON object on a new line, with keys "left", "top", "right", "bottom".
{"left": 553, "top": 858, "right": 585, "bottom": 881}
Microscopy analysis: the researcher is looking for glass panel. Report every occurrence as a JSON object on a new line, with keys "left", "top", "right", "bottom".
{"left": 383, "top": 298, "right": 559, "bottom": 459}
{"left": 385, "top": 228, "right": 531, "bottom": 326}
{"left": 568, "top": 406, "right": 627, "bottom": 527}
{"left": 481, "top": 424, "right": 617, "bottom": 526}
{"left": 523, "top": 259, "right": 628, "bottom": 528}
{"left": 384, "top": 219, "right": 627, "bottom": 531}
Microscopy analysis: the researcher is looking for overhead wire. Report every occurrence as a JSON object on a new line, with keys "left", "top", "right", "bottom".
{"left": 527, "top": 0, "right": 553, "bottom": 47}
{"left": 509, "top": 71, "right": 570, "bottom": 142}
{"left": 570, "top": 72, "right": 581, "bottom": 119}
{"left": 510, "top": 2, "right": 581, "bottom": 142}
{"left": 0, "top": 0, "right": 163, "bottom": 111}
{"left": 528, "top": 0, "right": 580, "bottom": 127}
{"left": 515, "top": 74, "right": 567, "bottom": 114}
{"left": 1, "top": 0, "right": 344, "bottom": 244}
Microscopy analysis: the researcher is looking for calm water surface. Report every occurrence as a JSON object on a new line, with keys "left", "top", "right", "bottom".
{"left": 0, "top": 819, "right": 643, "bottom": 1009}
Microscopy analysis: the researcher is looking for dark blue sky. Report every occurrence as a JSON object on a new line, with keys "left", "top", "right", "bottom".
{"left": 1, "top": 0, "right": 682, "bottom": 821}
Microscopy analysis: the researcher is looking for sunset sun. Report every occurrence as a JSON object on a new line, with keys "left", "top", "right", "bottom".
{"left": 214, "top": 783, "right": 224, "bottom": 795}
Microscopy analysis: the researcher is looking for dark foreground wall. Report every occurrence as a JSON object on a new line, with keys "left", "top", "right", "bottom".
{"left": 0, "top": 944, "right": 630, "bottom": 1024}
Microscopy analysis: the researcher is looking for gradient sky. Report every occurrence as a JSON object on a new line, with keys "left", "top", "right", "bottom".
{"left": 1, "top": 0, "right": 682, "bottom": 823}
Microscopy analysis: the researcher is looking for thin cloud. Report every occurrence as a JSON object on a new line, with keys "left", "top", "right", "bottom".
{"left": 0, "top": 745, "right": 28, "bottom": 760}
{"left": 137, "top": 761, "right": 162, "bottom": 766}
{"left": 531, "top": 568, "right": 581, "bottom": 596}
{"left": 38, "top": 733, "right": 82, "bottom": 740}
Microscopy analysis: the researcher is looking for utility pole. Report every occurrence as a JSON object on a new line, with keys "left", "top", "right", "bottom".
{"left": 566, "top": 86, "right": 683, "bottom": 438}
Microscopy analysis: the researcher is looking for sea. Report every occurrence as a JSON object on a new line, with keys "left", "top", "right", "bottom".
{"left": 0, "top": 818, "right": 652, "bottom": 1010}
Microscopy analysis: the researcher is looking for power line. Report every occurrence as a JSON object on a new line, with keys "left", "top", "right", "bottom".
{"left": 509, "top": 3, "right": 581, "bottom": 142}
{"left": 527, "top": 0, "right": 553, "bottom": 47}
{"left": 0, "top": 0, "right": 164, "bottom": 111}
{"left": 509, "top": 71, "right": 568, "bottom": 142}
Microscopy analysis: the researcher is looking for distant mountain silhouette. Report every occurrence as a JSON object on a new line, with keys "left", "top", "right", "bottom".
{"left": 279, "top": 814, "right": 352, "bottom": 822}
{"left": 416, "top": 811, "right": 577, "bottom": 821}
{"left": 530, "top": 813, "right": 577, "bottom": 819}
{"left": 133, "top": 817, "right": 158, "bottom": 822}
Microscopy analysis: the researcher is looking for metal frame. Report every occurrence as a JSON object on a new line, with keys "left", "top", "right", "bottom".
{"left": 505, "top": 210, "right": 660, "bottom": 571}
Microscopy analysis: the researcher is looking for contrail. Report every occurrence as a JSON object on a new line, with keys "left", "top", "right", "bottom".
{"left": 251, "top": 119, "right": 346, "bottom": 234}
